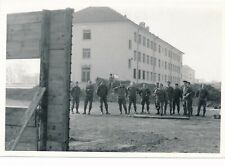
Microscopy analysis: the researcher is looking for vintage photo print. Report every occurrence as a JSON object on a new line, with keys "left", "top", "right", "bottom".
{"left": 0, "top": 0, "right": 224, "bottom": 158}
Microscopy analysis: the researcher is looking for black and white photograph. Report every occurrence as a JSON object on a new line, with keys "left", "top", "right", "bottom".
{"left": 0, "top": 0, "right": 224, "bottom": 157}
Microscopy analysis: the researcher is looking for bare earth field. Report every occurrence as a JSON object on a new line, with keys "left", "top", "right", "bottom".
{"left": 69, "top": 102, "right": 220, "bottom": 153}
{"left": 6, "top": 98, "right": 220, "bottom": 153}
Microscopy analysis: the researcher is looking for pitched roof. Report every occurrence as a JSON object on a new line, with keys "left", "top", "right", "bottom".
{"left": 73, "top": 7, "right": 128, "bottom": 23}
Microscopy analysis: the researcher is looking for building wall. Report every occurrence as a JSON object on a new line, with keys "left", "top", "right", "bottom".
{"left": 182, "top": 65, "right": 195, "bottom": 83}
{"left": 71, "top": 21, "right": 183, "bottom": 87}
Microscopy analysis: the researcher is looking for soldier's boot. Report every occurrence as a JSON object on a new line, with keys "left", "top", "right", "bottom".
{"left": 100, "top": 106, "right": 104, "bottom": 114}
{"left": 105, "top": 106, "right": 110, "bottom": 115}
{"left": 202, "top": 108, "right": 206, "bottom": 117}
{"left": 76, "top": 109, "right": 80, "bottom": 114}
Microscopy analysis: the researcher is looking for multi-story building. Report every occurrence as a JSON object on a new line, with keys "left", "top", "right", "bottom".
{"left": 71, "top": 7, "right": 184, "bottom": 86}
{"left": 181, "top": 65, "right": 195, "bottom": 83}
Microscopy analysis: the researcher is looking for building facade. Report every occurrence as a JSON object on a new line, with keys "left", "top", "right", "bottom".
{"left": 181, "top": 65, "right": 195, "bottom": 83}
{"left": 71, "top": 7, "right": 184, "bottom": 87}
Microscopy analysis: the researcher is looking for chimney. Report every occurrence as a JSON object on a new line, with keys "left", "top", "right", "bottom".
{"left": 139, "top": 22, "right": 145, "bottom": 28}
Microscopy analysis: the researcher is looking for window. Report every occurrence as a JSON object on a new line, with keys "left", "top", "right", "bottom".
{"left": 129, "top": 40, "right": 132, "bottom": 49}
{"left": 150, "top": 41, "right": 153, "bottom": 50}
{"left": 165, "top": 61, "right": 167, "bottom": 70}
{"left": 147, "top": 39, "right": 150, "bottom": 48}
{"left": 138, "top": 69, "right": 141, "bottom": 79}
{"left": 165, "top": 48, "right": 167, "bottom": 56}
{"left": 133, "top": 68, "right": 136, "bottom": 79}
{"left": 128, "top": 59, "right": 131, "bottom": 69}
{"left": 154, "top": 73, "right": 156, "bottom": 82}
{"left": 147, "top": 55, "right": 149, "bottom": 64}
{"left": 165, "top": 75, "right": 167, "bottom": 82}
{"left": 143, "top": 36, "right": 146, "bottom": 46}
{"left": 142, "top": 70, "right": 145, "bottom": 80}
{"left": 158, "top": 74, "right": 160, "bottom": 82}
{"left": 158, "top": 59, "right": 160, "bottom": 68}
{"left": 158, "top": 45, "right": 161, "bottom": 53}
{"left": 83, "top": 30, "right": 91, "bottom": 40}
{"left": 82, "top": 48, "right": 91, "bottom": 58}
{"left": 81, "top": 67, "right": 90, "bottom": 82}
{"left": 150, "top": 72, "right": 153, "bottom": 81}
{"left": 154, "top": 43, "right": 157, "bottom": 51}
{"left": 138, "top": 52, "right": 141, "bottom": 62}
{"left": 134, "top": 50, "right": 137, "bottom": 61}
{"left": 143, "top": 53, "right": 146, "bottom": 63}
{"left": 147, "top": 71, "right": 149, "bottom": 81}
{"left": 150, "top": 56, "right": 153, "bottom": 65}
{"left": 138, "top": 34, "right": 141, "bottom": 44}
{"left": 134, "top": 32, "right": 137, "bottom": 42}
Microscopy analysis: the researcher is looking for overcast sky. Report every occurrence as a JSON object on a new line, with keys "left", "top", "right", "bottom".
{"left": 1, "top": 0, "right": 223, "bottom": 82}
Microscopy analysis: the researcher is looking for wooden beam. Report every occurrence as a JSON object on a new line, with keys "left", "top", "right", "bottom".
{"left": 133, "top": 114, "right": 190, "bottom": 120}
{"left": 10, "top": 87, "right": 46, "bottom": 151}
{"left": 39, "top": 10, "right": 50, "bottom": 151}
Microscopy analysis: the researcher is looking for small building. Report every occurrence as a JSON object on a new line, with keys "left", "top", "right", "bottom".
{"left": 182, "top": 65, "right": 195, "bottom": 83}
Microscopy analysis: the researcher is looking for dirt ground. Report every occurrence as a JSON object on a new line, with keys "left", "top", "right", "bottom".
{"left": 6, "top": 99, "right": 220, "bottom": 153}
{"left": 69, "top": 101, "right": 220, "bottom": 153}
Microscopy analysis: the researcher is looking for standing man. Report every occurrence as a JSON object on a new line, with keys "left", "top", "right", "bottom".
{"left": 182, "top": 80, "right": 192, "bottom": 117}
{"left": 196, "top": 84, "right": 209, "bottom": 117}
{"left": 158, "top": 83, "right": 166, "bottom": 116}
{"left": 127, "top": 82, "right": 139, "bottom": 114}
{"left": 173, "top": 83, "right": 182, "bottom": 115}
{"left": 114, "top": 82, "right": 128, "bottom": 114}
{"left": 71, "top": 81, "right": 81, "bottom": 114}
{"left": 164, "top": 81, "right": 174, "bottom": 115}
{"left": 139, "top": 83, "right": 151, "bottom": 114}
{"left": 153, "top": 82, "right": 160, "bottom": 115}
{"left": 187, "top": 82, "right": 195, "bottom": 116}
{"left": 84, "top": 80, "right": 94, "bottom": 115}
{"left": 97, "top": 81, "right": 110, "bottom": 115}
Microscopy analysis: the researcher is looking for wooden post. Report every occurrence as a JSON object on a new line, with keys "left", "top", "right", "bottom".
{"left": 39, "top": 10, "right": 50, "bottom": 151}
{"left": 63, "top": 8, "right": 74, "bottom": 151}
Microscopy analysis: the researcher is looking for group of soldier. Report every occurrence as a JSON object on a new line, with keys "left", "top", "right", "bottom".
{"left": 70, "top": 78, "right": 209, "bottom": 117}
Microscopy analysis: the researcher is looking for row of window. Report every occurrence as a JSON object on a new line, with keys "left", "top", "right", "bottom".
{"left": 132, "top": 33, "right": 181, "bottom": 62}
{"left": 133, "top": 50, "right": 181, "bottom": 73}
{"left": 133, "top": 68, "right": 180, "bottom": 83}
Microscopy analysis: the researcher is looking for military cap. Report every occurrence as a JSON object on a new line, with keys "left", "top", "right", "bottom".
{"left": 183, "top": 80, "right": 187, "bottom": 83}
{"left": 175, "top": 83, "right": 179, "bottom": 86}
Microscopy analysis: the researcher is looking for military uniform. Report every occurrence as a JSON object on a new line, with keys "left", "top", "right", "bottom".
{"left": 196, "top": 88, "right": 208, "bottom": 116}
{"left": 84, "top": 84, "right": 94, "bottom": 114}
{"left": 173, "top": 87, "right": 182, "bottom": 114}
{"left": 153, "top": 87, "right": 160, "bottom": 114}
{"left": 139, "top": 87, "right": 151, "bottom": 114}
{"left": 71, "top": 85, "right": 81, "bottom": 113}
{"left": 97, "top": 83, "right": 109, "bottom": 114}
{"left": 157, "top": 88, "right": 166, "bottom": 116}
{"left": 164, "top": 86, "right": 174, "bottom": 114}
{"left": 182, "top": 86, "right": 192, "bottom": 117}
{"left": 114, "top": 85, "right": 128, "bottom": 114}
{"left": 127, "top": 85, "right": 139, "bottom": 114}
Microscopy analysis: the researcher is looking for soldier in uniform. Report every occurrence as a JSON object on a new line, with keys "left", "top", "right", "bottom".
{"left": 187, "top": 81, "right": 195, "bottom": 116}
{"left": 173, "top": 83, "right": 182, "bottom": 115}
{"left": 114, "top": 82, "right": 128, "bottom": 114}
{"left": 158, "top": 83, "right": 166, "bottom": 116}
{"left": 153, "top": 82, "right": 160, "bottom": 115}
{"left": 127, "top": 82, "right": 139, "bottom": 114}
{"left": 139, "top": 83, "right": 151, "bottom": 114}
{"left": 182, "top": 81, "right": 192, "bottom": 117}
{"left": 196, "top": 84, "right": 209, "bottom": 117}
{"left": 83, "top": 80, "right": 94, "bottom": 115}
{"left": 97, "top": 81, "right": 110, "bottom": 115}
{"left": 70, "top": 81, "right": 81, "bottom": 114}
{"left": 164, "top": 81, "right": 174, "bottom": 115}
